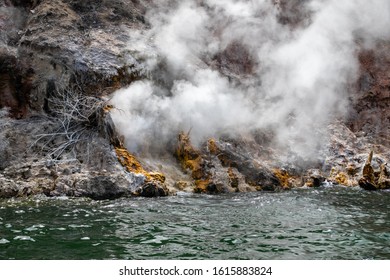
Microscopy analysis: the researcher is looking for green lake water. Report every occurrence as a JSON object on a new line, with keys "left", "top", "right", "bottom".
{"left": 1, "top": 186, "right": 389, "bottom": 259}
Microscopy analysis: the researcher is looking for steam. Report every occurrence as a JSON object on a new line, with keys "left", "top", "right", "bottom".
{"left": 111, "top": 0, "right": 390, "bottom": 159}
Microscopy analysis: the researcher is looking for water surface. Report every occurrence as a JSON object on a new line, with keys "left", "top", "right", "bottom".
{"left": 1, "top": 186, "right": 389, "bottom": 259}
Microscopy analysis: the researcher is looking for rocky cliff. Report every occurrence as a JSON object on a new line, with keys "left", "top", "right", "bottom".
{"left": 1, "top": 0, "right": 389, "bottom": 199}
{"left": 0, "top": 0, "right": 154, "bottom": 199}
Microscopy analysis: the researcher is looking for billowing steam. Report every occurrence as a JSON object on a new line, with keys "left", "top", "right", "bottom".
{"left": 110, "top": 0, "right": 390, "bottom": 159}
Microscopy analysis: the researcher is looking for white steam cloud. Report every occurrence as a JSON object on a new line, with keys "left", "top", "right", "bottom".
{"left": 111, "top": 0, "right": 390, "bottom": 159}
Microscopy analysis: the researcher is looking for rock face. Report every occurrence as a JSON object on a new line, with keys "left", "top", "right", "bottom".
{"left": 349, "top": 46, "right": 390, "bottom": 146}
{"left": 358, "top": 151, "right": 390, "bottom": 191}
{"left": 174, "top": 133, "right": 283, "bottom": 194}
{"left": 1, "top": 0, "right": 148, "bottom": 117}
{"left": 0, "top": 0, "right": 154, "bottom": 199}
{"left": 114, "top": 144, "right": 170, "bottom": 197}
{"left": 1, "top": 0, "right": 390, "bottom": 199}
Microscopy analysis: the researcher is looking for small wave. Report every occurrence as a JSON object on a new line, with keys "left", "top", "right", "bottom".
{"left": 68, "top": 224, "right": 91, "bottom": 228}
{"left": 0, "top": 238, "right": 10, "bottom": 244}
{"left": 140, "top": 235, "right": 169, "bottom": 245}
{"left": 13, "top": 236, "right": 35, "bottom": 242}
{"left": 25, "top": 224, "right": 45, "bottom": 231}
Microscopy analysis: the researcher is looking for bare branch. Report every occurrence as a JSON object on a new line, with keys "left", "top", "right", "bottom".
{"left": 31, "top": 78, "right": 105, "bottom": 163}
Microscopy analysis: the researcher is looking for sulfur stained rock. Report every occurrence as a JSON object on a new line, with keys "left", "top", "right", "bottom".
{"left": 176, "top": 133, "right": 254, "bottom": 194}
{"left": 346, "top": 163, "right": 358, "bottom": 176}
{"left": 207, "top": 138, "right": 219, "bottom": 155}
{"left": 359, "top": 151, "right": 379, "bottom": 190}
{"left": 176, "top": 132, "right": 207, "bottom": 180}
{"left": 227, "top": 167, "right": 239, "bottom": 191}
{"left": 115, "top": 146, "right": 165, "bottom": 184}
{"left": 115, "top": 147, "right": 146, "bottom": 174}
{"left": 378, "top": 163, "right": 390, "bottom": 189}
{"left": 214, "top": 140, "right": 281, "bottom": 191}
{"left": 173, "top": 181, "right": 188, "bottom": 191}
{"left": 326, "top": 166, "right": 359, "bottom": 186}
{"left": 148, "top": 172, "right": 166, "bottom": 184}
{"left": 362, "top": 151, "right": 375, "bottom": 182}
{"left": 273, "top": 168, "right": 301, "bottom": 189}
{"left": 356, "top": 151, "right": 390, "bottom": 190}
{"left": 176, "top": 133, "right": 282, "bottom": 193}
{"left": 114, "top": 144, "right": 169, "bottom": 197}
{"left": 176, "top": 132, "right": 216, "bottom": 193}
{"left": 335, "top": 172, "right": 349, "bottom": 186}
{"left": 301, "top": 169, "right": 324, "bottom": 188}
{"left": 196, "top": 181, "right": 225, "bottom": 194}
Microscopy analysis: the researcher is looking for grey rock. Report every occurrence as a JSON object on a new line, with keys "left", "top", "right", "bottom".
{"left": 136, "top": 181, "right": 169, "bottom": 198}
{"left": 74, "top": 175, "right": 130, "bottom": 200}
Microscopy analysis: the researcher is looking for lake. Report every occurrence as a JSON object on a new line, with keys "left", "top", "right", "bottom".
{"left": 1, "top": 186, "right": 389, "bottom": 259}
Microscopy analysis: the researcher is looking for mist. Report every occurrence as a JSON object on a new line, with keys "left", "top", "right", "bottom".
{"left": 110, "top": 0, "right": 390, "bottom": 159}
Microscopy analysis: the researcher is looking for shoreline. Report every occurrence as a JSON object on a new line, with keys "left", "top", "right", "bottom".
{"left": 1, "top": 1, "right": 389, "bottom": 199}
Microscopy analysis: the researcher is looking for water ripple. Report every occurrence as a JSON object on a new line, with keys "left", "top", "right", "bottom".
{"left": 0, "top": 187, "right": 389, "bottom": 259}
{"left": 14, "top": 236, "right": 35, "bottom": 242}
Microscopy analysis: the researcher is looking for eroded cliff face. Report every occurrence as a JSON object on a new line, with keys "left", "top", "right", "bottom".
{"left": 0, "top": 0, "right": 156, "bottom": 199}
{"left": 350, "top": 44, "right": 390, "bottom": 145}
{"left": 1, "top": 0, "right": 149, "bottom": 116}
{"left": 1, "top": 0, "right": 389, "bottom": 199}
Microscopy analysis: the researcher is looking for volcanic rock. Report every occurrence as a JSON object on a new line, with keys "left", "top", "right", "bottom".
{"left": 1, "top": 0, "right": 390, "bottom": 199}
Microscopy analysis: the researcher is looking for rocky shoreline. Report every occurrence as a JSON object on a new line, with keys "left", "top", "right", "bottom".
{"left": 1, "top": 0, "right": 390, "bottom": 199}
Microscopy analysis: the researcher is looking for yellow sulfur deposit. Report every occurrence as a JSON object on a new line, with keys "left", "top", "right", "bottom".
{"left": 193, "top": 179, "right": 212, "bottom": 193}
{"left": 334, "top": 172, "right": 349, "bottom": 185}
{"left": 228, "top": 167, "right": 239, "bottom": 190}
{"left": 273, "top": 168, "right": 295, "bottom": 189}
{"left": 115, "top": 146, "right": 165, "bottom": 183}
{"left": 176, "top": 132, "right": 215, "bottom": 193}
{"left": 176, "top": 132, "right": 206, "bottom": 180}
{"left": 207, "top": 138, "right": 219, "bottom": 155}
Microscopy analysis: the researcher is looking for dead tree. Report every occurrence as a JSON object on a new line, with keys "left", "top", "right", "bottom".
{"left": 33, "top": 79, "right": 105, "bottom": 163}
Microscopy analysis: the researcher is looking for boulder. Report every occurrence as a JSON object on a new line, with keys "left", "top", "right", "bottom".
{"left": 358, "top": 151, "right": 390, "bottom": 190}
{"left": 378, "top": 163, "right": 390, "bottom": 189}
{"left": 0, "top": 176, "right": 19, "bottom": 198}
{"left": 303, "top": 169, "right": 325, "bottom": 188}
{"left": 136, "top": 181, "right": 169, "bottom": 197}
{"left": 74, "top": 175, "right": 129, "bottom": 200}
